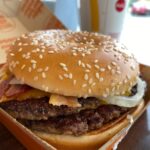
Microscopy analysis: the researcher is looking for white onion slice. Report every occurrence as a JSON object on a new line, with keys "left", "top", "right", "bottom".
{"left": 101, "top": 77, "right": 146, "bottom": 107}
{"left": 9, "top": 78, "right": 24, "bottom": 85}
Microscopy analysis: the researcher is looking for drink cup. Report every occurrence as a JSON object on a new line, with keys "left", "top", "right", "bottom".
{"left": 80, "top": 0, "right": 129, "bottom": 39}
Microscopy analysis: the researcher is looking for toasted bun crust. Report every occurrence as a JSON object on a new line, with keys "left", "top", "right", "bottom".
{"left": 8, "top": 30, "right": 139, "bottom": 97}
{"left": 33, "top": 100, "right": 144, "bottom": 150}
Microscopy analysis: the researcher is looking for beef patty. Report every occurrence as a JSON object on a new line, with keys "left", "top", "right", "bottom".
{"left": 0, "top": 97, "right": 131, "bottom": 136}
{"left": 19, "top": 104, "right": 130, "bottom": 136}
{"left": 0, "top": 97, "right": 102, "bottom": 120}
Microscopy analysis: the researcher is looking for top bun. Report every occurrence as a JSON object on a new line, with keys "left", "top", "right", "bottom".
{"left": 7, "top": 30, "right": 139, "bottom": 98}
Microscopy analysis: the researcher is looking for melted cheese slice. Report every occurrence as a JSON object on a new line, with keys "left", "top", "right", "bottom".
{"left": 49, "top": 94, "right": 81, "bottom": 108}
{"left": 0, "top": 89, "right": 49, "bottom": 103}
{"left": 16, "top": 89, "right": 49, "bottom": 101}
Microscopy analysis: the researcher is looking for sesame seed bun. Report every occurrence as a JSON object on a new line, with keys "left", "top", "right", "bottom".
{"left": 8, "top": 30, "right": 139, "bottom": 97}
{"left": 33, "top": 100, "right": 144, "bottom": 150}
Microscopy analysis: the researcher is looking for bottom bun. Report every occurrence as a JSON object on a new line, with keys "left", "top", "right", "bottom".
{"left": 33, "top": 101, "right": 144, "bottom": 150}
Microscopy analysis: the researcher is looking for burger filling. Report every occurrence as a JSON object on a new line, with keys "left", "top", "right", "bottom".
{"left": 0, "top": 68, "right": 145, "bottom": 136}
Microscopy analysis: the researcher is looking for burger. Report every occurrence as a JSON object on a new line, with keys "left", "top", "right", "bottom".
{"left": 0, "top": 30, "right": 146, "bottom": 150}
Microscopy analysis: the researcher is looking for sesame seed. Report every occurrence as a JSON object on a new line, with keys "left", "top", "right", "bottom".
{"left": 21, "top": 64, "right": 26, "bottom": 70}
{"left": 117, "top": 66, "right": 120, "bottom": 70}
{"left": 59, "top": 75, "right": 63, "bottom": 80}
{"left": 32, "top": 63, "right": 36, "bottom": 69}
{"left": 88, "top": 78, "right": 93, "bottom": 84}
{"left": 88, "top": 88, "right": 92, "bottom": 94}
{"left": 34, "top": 76, "right": 38, "bottom": 81}
{"left": 103, "top": 93, "right": 108, "bottom": 98}
{"left": 111, "top": 69, "right": 115, "bottom": 75}
{"left": 100, "top": 68, "right": 105, "bottom": 72}
{"left": 82, "top": 84, "right": 87, "bottom": 87}
{"left": 28, "top": 67, "right": 32, "bottom": 72}
{"left": 45, "top": 66, "right": 49, "bottom": 71}
{"left": 94, "top": 64, "right": 100, "bottom": 69}
{"left": 78, "top": 60, "right": 82, "bottom": 66}
{"left": 39, "top": 55, "right": 43, "bottom": 59}
{"left": 99, "top": 77, "right": 104, "bottom": 82}
{"left": 81, "top": 63, "right": 85, "bottom": 68}
{"left": 27, "top": 52, "right": 30, "bottom": 55}
{"left": 60, "top": 63, "right": 66, "bottom": 67}
{"left": 24, "top": 54, "right": 30, "bottom": 59}
{"left": 37, "top": 68, "right": 43, "bottom": 72}
{"left": 82, "top": 53, "right": 85, "bottom": 57}
{"left": 107, "top": 65, "right": 111, "bottom": 70}
{"left": 73, "top": 52, "right": 77, "bottom": 56}
{"left": 85, "top": 69, "right": 90, "bottom": 72}
{"left": 48, "top": 51, "right": 54, "bottom": 54}
{"left": 62, "top": 66, "right": 68, "bottom": 72}
{"left": 18, "top": 42, "right": 22, "bottom": 46}
{"left": 31, "top": 60, "right": 37, "bottom": 63}
{"left": 86, "top": 64, "right": 91, "bottom": 69}
{"left": 42, "top": 72, "right": 46, "bottom": 78}
{"left": 73, "top": 80, "right": 77, "bottom": 85}
{"left": 84, "top": 74, "right": 88, "bottom": 80}
{"left": 18, "top": 48, "right": 22, "bottom": 52}
{"left": 69, "top": 73, "right": 73, "bottom": 79}
{"left": 64, "top": 73, "right": 69, "bottom": 78}
{"left": 10, "top": 53, "right": 14, "bottom": 56}
{"left": 96, "top": 72, "right": 100, "bottom": 79}
{"left": 36, "top": 48, "right": 40, "bottom": 52}
{"left": 116, "top": 70, "right": 121, "bottom": 74}
{"left": 111, "top": 61, "right": 117, "bottom": 66}
{"left": 92, "top": 82, "right": 96, "bottom": 87}
{"left": 33, "top": 40, "right": 38, "bottom": 45}
{"left": 45, "top": 86, "right": 49, "bottom": 92}
{"left": 94, "top": 59, "right": 98, "bottom": 63}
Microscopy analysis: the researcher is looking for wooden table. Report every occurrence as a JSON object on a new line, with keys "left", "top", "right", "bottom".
{"left": 0, "top": 105, "right": 149, "bottom": 150}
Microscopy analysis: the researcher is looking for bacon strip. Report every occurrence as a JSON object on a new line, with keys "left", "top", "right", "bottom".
{"left": 0, "top": 76, "right": 13, "bottom": 99}
{"left": 5, "top": 84, "right": 31, "bottom": 97}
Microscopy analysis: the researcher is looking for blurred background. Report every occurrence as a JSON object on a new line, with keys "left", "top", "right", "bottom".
{"left": 43, "top": 0, "right": 150, "bottom": 64}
